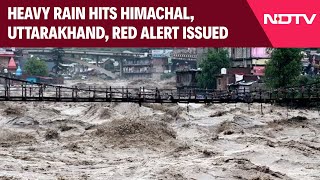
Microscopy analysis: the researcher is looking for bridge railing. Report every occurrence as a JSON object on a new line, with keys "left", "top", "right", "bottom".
{"left": 1, "top": 75, "right": 320, "bottom": 103}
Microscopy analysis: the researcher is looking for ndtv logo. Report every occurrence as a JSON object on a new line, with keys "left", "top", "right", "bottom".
{"left": 264, "top": 14, "right": 317, "bottom": 25}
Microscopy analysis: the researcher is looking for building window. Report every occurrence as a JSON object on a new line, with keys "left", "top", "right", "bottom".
{"left": 218, "top": 78, "right": 221, "bottom": 85}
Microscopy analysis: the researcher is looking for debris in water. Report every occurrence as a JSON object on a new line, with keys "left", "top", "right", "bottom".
{"left": 45, "top": 129, "right": 59, "bottom": 140}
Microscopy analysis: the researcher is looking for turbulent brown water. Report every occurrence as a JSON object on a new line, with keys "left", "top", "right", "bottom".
{"left": 0, "top": 78, "right": 319, "bottom": 180}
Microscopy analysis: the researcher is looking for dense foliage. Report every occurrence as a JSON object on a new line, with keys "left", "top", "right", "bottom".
{"left": 197, "top": 49, "right": 231, "bottom": 89}
{"left": 294, "top": 75, "right": 320, "bottom": 87}
{"left": 265, "top": 48, "right": 303, "bottom": 88}
{"left": 24, "top": 57, "right": 48, "bottom": 76}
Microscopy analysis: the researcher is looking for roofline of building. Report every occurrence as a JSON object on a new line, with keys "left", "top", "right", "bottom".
{"left": 176, "top": 69, "right": 201, "bottom": 73}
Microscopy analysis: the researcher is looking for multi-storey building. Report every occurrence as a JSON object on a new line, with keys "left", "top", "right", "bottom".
{"left": 228, "top": 47, "right": 271, "bottom": 68}
{"left": 228, "top": 48, "right": 252, "bottom": 67}
{"left": 121, "top": 57, "right": 152, "bottom": 79}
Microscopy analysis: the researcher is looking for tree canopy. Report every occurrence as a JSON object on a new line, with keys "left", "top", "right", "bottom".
{"left": 197, "top": 49, "right": 231, "bottom": 89}
{"left": 264, "top": 48, "right": 303, "bottom": 89}
{"left": 24, "top": 57, "right": 48, "bottom": 76}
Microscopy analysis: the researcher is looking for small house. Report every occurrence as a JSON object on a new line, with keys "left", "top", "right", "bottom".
{"left": 232, "top": 81, "right": 256, "bottom": 93}
{"left": 216, "top": 74, "right": 235, "bottom": 91}
{"left": 216, "top": 67, "right": 251, "bottom": 91}
{"left": 216, "top": 67, "right": 261, "bottom": 91}
{"left": 229, "top": 80, "right": 266, "bottom": 93}
{"left": 228, "top": 81, "right": 258, "bottom": 100}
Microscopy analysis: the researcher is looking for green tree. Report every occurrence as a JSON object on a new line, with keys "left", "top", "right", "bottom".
{"left": 197, "top": 49, "right": 231, "bottom": 89}
{"left": 294, "top": 75, "right": 320, "bottom": 86}
{"left": 24, "top": 57, "right": 48, "bottom": 76}
{"left": 264, "top": 48, "right": 303, "bottom": 89}
{"left": 51, "top": 47, "right": 65, "bottom": 74}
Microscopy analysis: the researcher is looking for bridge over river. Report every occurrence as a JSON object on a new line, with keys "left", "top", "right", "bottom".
{"left": 1, "top": 76, "right": 320, "bottom": 107}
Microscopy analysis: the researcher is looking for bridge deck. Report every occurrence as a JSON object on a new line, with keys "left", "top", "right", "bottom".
{"left": 1, "top": 76, "right": 320, "bottom": 105}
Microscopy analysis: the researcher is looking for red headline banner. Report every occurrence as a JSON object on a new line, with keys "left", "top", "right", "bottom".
{"left": 0, "top": 0, "right": 317, "bottom": 47}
